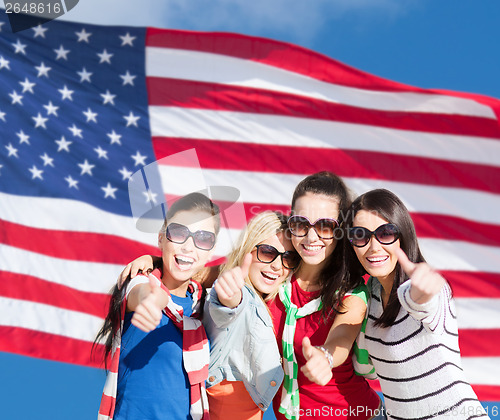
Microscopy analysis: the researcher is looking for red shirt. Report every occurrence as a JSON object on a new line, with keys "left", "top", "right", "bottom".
{"left": 268, "top": 275, "right": 380, "bottom": 419}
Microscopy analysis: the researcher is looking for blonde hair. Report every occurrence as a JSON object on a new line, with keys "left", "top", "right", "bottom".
{"left": 222, "top": 210, "right": 289, "bottom": 303}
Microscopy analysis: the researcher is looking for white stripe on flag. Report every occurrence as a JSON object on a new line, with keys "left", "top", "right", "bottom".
{"left": 455, "top": 299, "right": 500, "bottom": 329}
{"left": 0, "top": 296, "right": 103, "bottom": 342}
{"left": 146, "top": 48, "right": 496, "bottom": 118}
{"left": 1, "top": 243, "right": 120, "bottom": 293}
{"left": 148, "top": 106, "right": 500, "bottom": 166}
{"left": 461, "top": 357, "right": 500, "bottom": 386}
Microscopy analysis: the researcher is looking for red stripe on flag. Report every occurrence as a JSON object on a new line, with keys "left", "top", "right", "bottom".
{"left": 147, "top": 77, "right": 500, "bottom": 139}
{"left": 459, "top": 329, "right": 500, "bottom": 357}
{"left": 0, "top": 271, "right": 109, "bottom": 318}
{"left": 441, "top": 271, "right": 500, "bottom": 298}
{"left": 0, "top": 326, "right": 104, "bottom": 367}
{"left": 470, "top": 385, "right": 500, "bottom": 403}
{"left": 152, "top": 137, "right": 500, "bottom": 195}
{"left": 0, "top": 219, "right": 159, "bottom": 264}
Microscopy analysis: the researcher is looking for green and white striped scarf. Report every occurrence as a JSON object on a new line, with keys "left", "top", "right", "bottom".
{"left": 278, "top": 277, "right": 322, "bottom": 420}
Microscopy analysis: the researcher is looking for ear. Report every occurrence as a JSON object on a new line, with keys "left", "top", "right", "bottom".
{"left": 158, "top": 231, "right": 164, "bottom": 249}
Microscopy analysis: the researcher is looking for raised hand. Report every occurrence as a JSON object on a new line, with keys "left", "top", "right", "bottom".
{"left": 117, "top": 255, "right": 157, "bottom": 289}
{"left": 396, "top": 248, "right": 446, "bottom": 304}
{"left": 300, "top": 336, "right": 333, "bottom": 386}
{"left": 214, "top": 253, "right": 252, "bottom": 308}
{"left": 131, "top": 273, "right": 167, "bottom": 332}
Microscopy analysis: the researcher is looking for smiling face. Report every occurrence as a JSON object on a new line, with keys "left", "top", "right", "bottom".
{"left": 352, "top": 210, "right": 400, "bottom": 284}
{"left": 291, "top": 192, "right": 339, "bottom": 271}
{"left": 158, "top": 209, "right": 217, "bottom": 293}
{"left": 248, "top": 231, "right": 295, "bottom": 296}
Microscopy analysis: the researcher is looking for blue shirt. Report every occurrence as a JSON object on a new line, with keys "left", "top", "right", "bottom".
{"left": 114, "top": 293, "right": 193, "bottom": 420}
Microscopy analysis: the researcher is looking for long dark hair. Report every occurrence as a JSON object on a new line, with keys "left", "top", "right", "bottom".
{"left": 344, "top": 188, "right": 425, "bottom": 327}
{"left": 291, "top": 171, "right": 355, "bottom": 317}
{"left": 93, "top": 192, "right": 220, "bottom": 368}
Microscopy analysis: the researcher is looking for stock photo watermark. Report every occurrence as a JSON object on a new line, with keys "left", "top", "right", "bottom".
{"left": 3, "top": 0, "right": 79, "bottom": 32}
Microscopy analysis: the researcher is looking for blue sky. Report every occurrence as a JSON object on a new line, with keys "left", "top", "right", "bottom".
{"left": 1, "top": 1, "right": 500, "bottom": 419}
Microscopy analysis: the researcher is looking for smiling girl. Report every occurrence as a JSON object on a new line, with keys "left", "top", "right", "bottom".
{"left": 344, "top": 189, "right": 488, "bottom": 419}
{"left": 204, "top": 211, "right": 300, "bottom": 420}
{"left": 95, "top": 192, "right": 220, "bottom": 420}
{"left": 268, "top": 172, "right": 382, "bottom": 420}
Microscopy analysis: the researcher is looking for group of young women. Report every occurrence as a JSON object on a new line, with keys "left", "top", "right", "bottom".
{"left": 95, "top": 171, "right": 489, "bottom": 420}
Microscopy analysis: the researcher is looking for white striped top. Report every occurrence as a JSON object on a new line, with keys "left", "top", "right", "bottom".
{"left": 365, "top": 278, "right": 489, "bottom": 420}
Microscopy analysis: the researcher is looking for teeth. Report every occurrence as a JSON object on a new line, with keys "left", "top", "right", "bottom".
{"left": 367, "top": 256, "right": 388, "bottom": 263}
{"left": 303, "top": 245, "right": 323, "bottom": 251}
{"left": 262, "top": 272, "right": 279, "bottom": 280}
{"left": 176, "top": 255, "right": 194, "bottom": 264}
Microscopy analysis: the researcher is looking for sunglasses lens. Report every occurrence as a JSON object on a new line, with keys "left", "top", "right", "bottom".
{"left": 282, "top": 251, "right": 301, "bottom": 269}
{"left": 349, "top": 227, "right": 371, "bottom": 247}
{"left": 257, "top": 245, "right": 279, "bottom": 263}
{"left": 193, "top": 230, "right": 216, "bottom": 250}
{"left": 288, "top": 216, "right": 309, "bottom": 237}
{"left": 314, "top": 219, "right": 336, "bottom": 239}
{"left": 375, "top": 224, "right": 399, "bottom": 245}
{"left": 166, "top": 223, "right": 189, "bottom": 243}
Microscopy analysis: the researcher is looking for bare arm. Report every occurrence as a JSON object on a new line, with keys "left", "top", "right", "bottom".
{"left": 126, "top": 274, "right": 170, "bottom": 332}
{"left": 118, "top": 255, "right": 161, "bottom": 288}
{"left": 301, "top": 295, "right": 367, "bottom": 385}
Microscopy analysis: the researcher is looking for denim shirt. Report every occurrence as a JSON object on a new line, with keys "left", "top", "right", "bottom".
{"left": 203, "top": 283, "right": 284, "bottom": 411}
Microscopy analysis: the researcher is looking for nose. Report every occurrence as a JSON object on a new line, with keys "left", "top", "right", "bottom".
{"left": 305, "top": 226, "right": 320, "bottom": 241}
{"left": 180, "top": 236, "right": 196, "bottom": 252}
{"left": 270, "top": 255, "right": 283, "bottom": 271}
{"left": 366, "top": 235, "right": 382, "bottom": 251}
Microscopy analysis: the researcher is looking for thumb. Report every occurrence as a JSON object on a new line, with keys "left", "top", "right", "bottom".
{"left": 240, "top": 253, "right": 253, "bottom": 279}
{"left": 396, "top": 248, "right": 417, "bottom": 277}
{"left": 302, "top": 336, "right": 314, "bottom": 361}
{"left": 148, "top": 271, "right": 161, "bottom": 294}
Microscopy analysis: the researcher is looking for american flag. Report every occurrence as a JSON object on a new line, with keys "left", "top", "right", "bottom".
{"left": 1, "top": 13, "right": 499, "bottom": 403}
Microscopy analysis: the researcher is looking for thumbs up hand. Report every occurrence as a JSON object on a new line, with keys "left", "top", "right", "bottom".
{"left": 396, "top": 248, "right": 446, "bottom": 304}
{"left": 214, "top": 253, "right": 252, "bottom": 308}
{"left": 131, "top": 273, "right": 169, "bottom": 332}
{"left": 300, "top": 337, "right": 333, "bottom": 386}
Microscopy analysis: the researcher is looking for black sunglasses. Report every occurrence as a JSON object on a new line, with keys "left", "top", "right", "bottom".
{"left": 287, "top": 215, "right": 339, "bottom": 240}
{"left": 348, "top": 223, "right": 400, "bottom": 248}
{"left": 255, "top": 244, "right": 301, "bottom": 270}
{"left": 166, "top": 222, "right": 216, "bottom": 251}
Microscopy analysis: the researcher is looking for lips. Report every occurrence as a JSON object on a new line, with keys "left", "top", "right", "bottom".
{"left": 174, "top": 255, "right": 195, "bottom": 271}
{"left": 301, "top": 244, "right": 324, "bottom": 255}
{"left": 366, "top": 255, "right": 389, "bottom": 265}
{"left": 261, "top": 271, "right": 279, "bottom": 285}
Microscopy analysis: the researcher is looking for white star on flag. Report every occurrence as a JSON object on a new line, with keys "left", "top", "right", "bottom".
{"left": 32, "top": 113, "right": 48, "bottom": 128}
{"left": 131, "top": 151, "right": 147, "bottom": 166}
{"left": 43, "top": 101, "right": 59, "bottom": 116}
{"left": 35, "top": 62, "right": 51, "bottom": 77}
{"left": 54, "top": 45, "right": 70, "bottom": 60}
{"left": 101, "top": 183, "right": 118, "bottom": 199}
{"left": 97, "top": 49, "right": 113, "bottom": 64}
{"left": 16, "top": 130, "right": 30, "bottom": 144}
{"left": 78, "top": 159, "right": 95, "bottom": 176}
{"left": 75, "top": 28, "right": 92, "bottom": 43}
{"left": 77, "top": 68, "right": 93, "bottom": 83}
{"left": 101, "top": 90, "right": 116, "bottom": 105}
{"left": 32, "top": 25, "right": 48, "bottom": 38}
{"left": 9, "top": 91, "right": 23, "bottom": 105}
{"left": 94, "top": 146, "right": 109, "bottom": 159}
{"left": 83, "top": 108, "right": 98, "bottom": 122}
{"left": 40, "top": 153, "right": 55, "bottom": 167}
{"left": 12, "top": 39, "right": 27, "bottom": 55}
{"left": 120, "top": 33, "right": 136, "bottom": 47}
{"left": 58, "top": 85, "right": 74, "bottom": 100}
{"left": 107, "top": 130, "right": 122, "bottom": 145}
{"left": 124, "top": 111, "right": 140, "bottom": 127}
{"left": 28, "top": 165, "right": 43, "bottom": 180}
{"left": 55, "top": 136, "right": 72, "bottom": 152}
{"left": 6, "top": 143, "right": 18, "bottom": 157}
{"left": 19, "top": 78, "right": 35, "bottom": 93}
{"left": 64, "top": 175, "right": 79, "bottom": 189}
{"left": 0, "top": 56, "right": 11, "bottom": 69}
{"left": 118, "top": 166, "right": 133, "bottom": 180}
{"left": 120, "top": 71, "right": 136, "bottom": 86}
{"left": 68, "top": 124, "right": 83, "bottom": 138}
